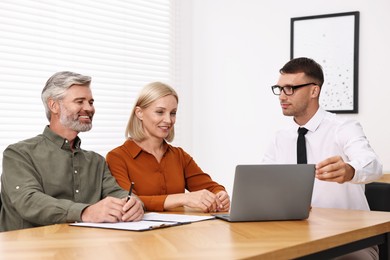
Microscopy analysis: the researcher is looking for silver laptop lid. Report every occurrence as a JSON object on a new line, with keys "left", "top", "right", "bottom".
{"left": 228, "top": 164, "right": 315, "bottom": 222}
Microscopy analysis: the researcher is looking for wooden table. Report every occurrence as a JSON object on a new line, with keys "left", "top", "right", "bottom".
{"left": 1, "top": 207, "right": 390, "bottom": 259}
{"left": 378, "top": 173, "right": 390, "bottom": 184}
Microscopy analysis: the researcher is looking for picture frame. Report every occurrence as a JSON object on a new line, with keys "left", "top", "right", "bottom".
{"left": 291, "top": 11, "right": 360, "bottom": 113}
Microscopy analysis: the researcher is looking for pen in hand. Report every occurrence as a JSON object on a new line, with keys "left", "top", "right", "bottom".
{"left": 126, "top": 182, "right": 135, "bottom": 202}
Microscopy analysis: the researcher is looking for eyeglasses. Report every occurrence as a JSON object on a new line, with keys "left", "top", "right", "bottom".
{"left": 271, "top": 82, "right": 316, "bottom": 96}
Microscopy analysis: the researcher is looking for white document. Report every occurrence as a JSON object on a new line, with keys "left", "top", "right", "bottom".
{"left": 70, "top": 212, "right": 215, "bottom": 231}
{"left": 143, "top": 212, "right": 215, "bottom": 223}
{"left": 70, "top": 220, "right": 179, "bottom": 231}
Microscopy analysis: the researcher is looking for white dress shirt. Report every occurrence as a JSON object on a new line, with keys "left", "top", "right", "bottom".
{"left": 263, "top": 107, "right": 383, "bottom": 210}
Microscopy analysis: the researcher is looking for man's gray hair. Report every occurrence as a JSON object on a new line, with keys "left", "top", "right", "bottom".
{"left": 41, "top": 71, "right": 91, "bottom": 121}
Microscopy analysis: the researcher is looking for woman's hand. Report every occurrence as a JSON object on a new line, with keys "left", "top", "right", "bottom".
{"left": 215, "top": 190, "right": 230, "bottom": 212}
{"left": 183, "top": 189, "right": 219, "bottom": 212}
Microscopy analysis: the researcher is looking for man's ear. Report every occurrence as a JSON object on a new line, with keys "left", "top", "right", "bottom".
{"left": 48, "top": 99, "right": 59, "bottom": 114}
{"left": 311, "top": 86, "right": 320, "bottom": 98}
{"left": 135, "top": 106, "right": 143, "bottom": 120}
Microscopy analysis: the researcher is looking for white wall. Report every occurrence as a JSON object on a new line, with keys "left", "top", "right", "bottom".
{"left": 177, "top": 0, "right": 390, "bottom": 195}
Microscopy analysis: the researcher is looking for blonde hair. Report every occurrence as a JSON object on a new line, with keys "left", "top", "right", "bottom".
{"left": 126, "top": 82, "right": 179, "bottom": 142}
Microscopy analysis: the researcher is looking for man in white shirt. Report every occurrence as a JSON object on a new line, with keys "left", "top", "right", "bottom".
{"left": 263, "top": 57, "right": 382, "bottom": 259}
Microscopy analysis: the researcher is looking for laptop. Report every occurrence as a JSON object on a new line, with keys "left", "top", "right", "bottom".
{"left": 213, "top": 164, "right": 315, "bottom": 222}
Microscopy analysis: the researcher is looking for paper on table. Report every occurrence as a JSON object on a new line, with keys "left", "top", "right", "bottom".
{"left": 70, "top": 212, "right": 215, "bottom": 231}
{"left": 70, "top": 220, "right": 179, "bottom": 231}
{"left": 143, "top": 212, "right": 215, "bottom": 223}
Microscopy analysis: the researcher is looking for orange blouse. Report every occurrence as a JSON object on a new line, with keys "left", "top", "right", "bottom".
{"left": 106, "top": 140, "right": 226, "bottom": 211}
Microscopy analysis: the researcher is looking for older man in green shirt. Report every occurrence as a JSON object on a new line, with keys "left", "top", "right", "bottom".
{"left": 0, "top": 71, "right": 144, "bottom": 231}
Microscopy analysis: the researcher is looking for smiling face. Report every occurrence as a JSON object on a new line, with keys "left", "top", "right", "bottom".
{"left": 56, "top": 84, "right": 95, "bottom": 132}
{"left": 135, "top": 94, "right": 177, "bottom": 141}
{"left": 277, "top": 72, "right": 320, "bottom": 125}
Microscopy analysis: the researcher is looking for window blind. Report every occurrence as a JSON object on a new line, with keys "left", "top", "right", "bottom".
{"left": 0, "top": 0, "right": 176, "bottom": 172}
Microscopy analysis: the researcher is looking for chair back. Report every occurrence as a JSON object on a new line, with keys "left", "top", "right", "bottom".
{"left": 365, "top": 182, "right": 390, "bottom": 211}
{"left": 365, "top": 181, "right": 390, "bottom": 259}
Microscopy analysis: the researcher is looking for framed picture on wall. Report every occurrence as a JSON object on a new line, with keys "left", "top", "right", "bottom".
{"left": 291, "top": 11, "right": 360, "bottom": 113}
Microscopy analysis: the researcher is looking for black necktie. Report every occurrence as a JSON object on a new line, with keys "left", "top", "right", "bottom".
{"left": 297, "top": 127, "right": 308, "bottom": 164}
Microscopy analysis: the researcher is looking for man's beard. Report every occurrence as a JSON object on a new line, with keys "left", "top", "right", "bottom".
{"left": 59, "top": 104, "right": 93, "bottom": 132}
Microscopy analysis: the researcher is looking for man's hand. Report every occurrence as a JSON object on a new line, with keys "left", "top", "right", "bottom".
{"left": 81, "top": 196, "right": 126, "bottom": 223}
{"left": 315, "top": 156, "right": 355, "bottom": 183}
{"left": 81, "top": 196, "right": 144, "bottom": 223}
{"left": 121, "top": 196, "right": 144, "bottom": 222}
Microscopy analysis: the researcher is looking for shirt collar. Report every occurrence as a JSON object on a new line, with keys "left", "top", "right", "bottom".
{"left": 42, "top": 125, "right": 82, "bottom": 151}
{"left": 125, "top": 139, "right": 142, "bottom": 158}
{"left": 292, "top": 107, "right": 326, "bottom": 133}
{"left": 124, "top": 139, "right": 170, "bottom": 159}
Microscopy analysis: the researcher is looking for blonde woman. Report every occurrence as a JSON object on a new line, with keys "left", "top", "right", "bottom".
{"left": 107, "top": 82, "right": 230, "bottom": 212}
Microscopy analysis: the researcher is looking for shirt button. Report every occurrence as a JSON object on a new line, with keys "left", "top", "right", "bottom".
{"left": 75, "top": 170, "right": 78, "bottom": 174}
{"left": 75, "top": 190, "right": 79, "bottom": 193}
{"left": 16, "top": 186, "right": 20, "bottom": 190}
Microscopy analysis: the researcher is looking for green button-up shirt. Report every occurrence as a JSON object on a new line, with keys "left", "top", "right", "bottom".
{"left": 0, "top": 126, "right": 129, "bottom": 231}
